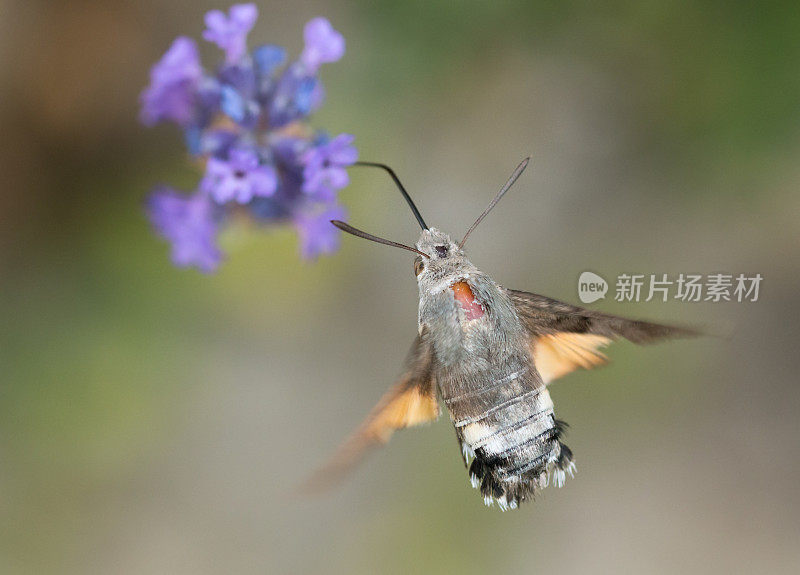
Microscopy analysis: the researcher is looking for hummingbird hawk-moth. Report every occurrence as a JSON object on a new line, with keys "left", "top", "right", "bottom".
{"left": 306, "top": 158, "right": 697, "bottom": 510}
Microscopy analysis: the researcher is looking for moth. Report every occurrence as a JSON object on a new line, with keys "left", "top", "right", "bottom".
{"left": 306, "top": 158, "right": 697, "bottom": 509}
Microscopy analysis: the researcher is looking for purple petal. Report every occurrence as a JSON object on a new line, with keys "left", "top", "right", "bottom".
{"left": 148, "top": 188, "right": 222, "bottom": 272}
{"left": 294, "top": 205, "right": 346, "bottom": 259}
{"left": 203, "top": 11, "right": 227, "bottom": 33}
{"left": 203, "top": 3, "right": 258, "bottom": 64}
{"left": 301, "top": 18, "right": 345, "bottom": 72}
{"left": 301, "top": 173, "right": 335, "bottom": 203}
{"left": 202, "top": 148, "right": 278, "bottom": 204}
{"left": 232, "top": 181, "right": 253, "bottom": 203}
{"left": 229, "top": 148, "right": 259, "bottom": 171}
{"left": 314, "top": 166, "right": 347, "bottom": 191}
{"left": 139, "top": 37, "right": 202, "bottom": 126}
{"left": 201, "top": 158, "right": 228, "bottom": 187}
{"left": 249, "top": 165, "right": 278, "bottom": 197}
{"left": 327, "top": 134, "right": 358, "bottom": 164}
{"left": 231, "top": 3, "right": 258, "bottom": 28}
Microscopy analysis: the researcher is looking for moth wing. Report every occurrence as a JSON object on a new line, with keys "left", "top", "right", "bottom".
{"left": 505, "top": 288, "right": 699, "bottom": 384}
{"left": 300, "top": 329, "right": 438, "bottom": 493}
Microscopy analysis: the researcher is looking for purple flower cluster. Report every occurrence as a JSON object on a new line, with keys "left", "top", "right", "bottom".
{"left": 141, "top": 5, "right": 357, "bottom": 271}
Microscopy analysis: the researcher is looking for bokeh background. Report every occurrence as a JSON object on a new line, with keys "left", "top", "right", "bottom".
{"left": 2, "top": 1, "right": 800, "bottom": 573}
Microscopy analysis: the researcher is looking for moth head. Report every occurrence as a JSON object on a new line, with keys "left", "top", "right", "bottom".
{"left": 413, "top": 228, "right": 465, "bottom": 279}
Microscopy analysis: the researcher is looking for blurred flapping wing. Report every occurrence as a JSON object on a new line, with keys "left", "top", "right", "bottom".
{"left": 300, "top": 328, "right": 439, "bottom": 493}
{"left": 505, "top": 288, "right": 699, "bottom": 385}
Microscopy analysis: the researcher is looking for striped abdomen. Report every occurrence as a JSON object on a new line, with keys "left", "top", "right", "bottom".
{"left": 441, "top": 366, "right": 574, "bottom": 509}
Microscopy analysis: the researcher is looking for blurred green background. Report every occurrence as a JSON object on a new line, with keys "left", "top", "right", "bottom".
{"left": 2, "top": 1, "right": 799, "bottom": 573}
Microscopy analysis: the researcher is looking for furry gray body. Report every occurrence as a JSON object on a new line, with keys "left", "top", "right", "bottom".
{"left": 416, "top": 228, "right": 571, "bottom": 508}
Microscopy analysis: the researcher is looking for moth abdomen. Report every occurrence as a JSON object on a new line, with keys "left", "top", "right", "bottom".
{"left": 449, "top": 377, "right": 576, "bottom": 508}
{"left": 469, "top": 435, "right": 575, "bottom": 508}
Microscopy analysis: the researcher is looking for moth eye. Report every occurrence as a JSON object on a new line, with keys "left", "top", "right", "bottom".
{"left": 414, "top": 258, "right": 425, "bottom": 276}
{"left": 435, "top": 245, "right": 448, "bottom": 258}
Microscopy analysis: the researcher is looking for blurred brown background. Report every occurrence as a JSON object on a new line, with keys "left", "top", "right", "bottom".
{"left": 2, "top": 1, "right": 799, "bottom": 573}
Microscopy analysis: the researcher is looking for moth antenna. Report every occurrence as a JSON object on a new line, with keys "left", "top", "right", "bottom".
{"left": 354, "top": 161, "right": 429, "bottom": 230}
{"left": 331, "top": 220, "right": 430, "bottom": 258}
{"left": 459, "top": 157, "right": 531, "bottom": 249}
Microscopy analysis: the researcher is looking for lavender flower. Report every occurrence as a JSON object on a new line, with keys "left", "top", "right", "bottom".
{"left": 302, "top": 134, "right": 358, "bottom": 202}
{"left": 140, "top": 37, "right": 203, "bottom": 126}
{"left": 295, "top": 205, "right": 346, "bottom": 259}
{"left": 148, "top": 189, "right": 222, "bottom": 272}
{"left": 301, "top": 17, "right": 345, "bottom": 72}
{"left": 203, "top": 3, "right": 258, "bottom": 64}
{"left": 141, "top": 5, "right": 356, "bottom": 272}
{"left": 268, "top": 62, "right": 325, "bottom": 127}
{"left": 201, "top": 148, "right": 277, "bottom": 204}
